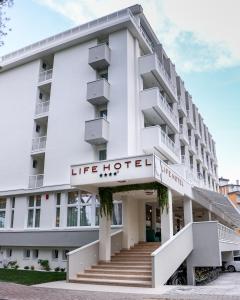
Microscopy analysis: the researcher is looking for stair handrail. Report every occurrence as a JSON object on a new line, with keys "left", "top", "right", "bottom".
{"left": 151, "top": 222, "right": 193, "bottom": 287}
{"left": 67, "top": 229, "right": 123, "bottom": 281}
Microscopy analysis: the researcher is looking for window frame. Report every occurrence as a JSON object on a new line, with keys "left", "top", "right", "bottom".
{"left": 27, "top": 195, "right": 41, "bottom": 228}
{"left": 0, "top": 198, "right": 7, "bottom": 229}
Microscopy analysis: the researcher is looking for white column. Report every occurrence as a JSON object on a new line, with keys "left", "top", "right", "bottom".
{"left": 138, "top": 199, "right": 146, "bottom": 242}
{"left": 208, "top": 211, "right": 212, "bottom": 221}
{"left": 99, "top": 213, "right": 111, "bottom": 261}
{"left": 184, "top": 198, "right": 193, "bottom": 225}
{"left": 186, "top": 257, "right": 195, "bottom": 285}
{"left": 161, "top": 189, "right": 173, "bottom": 243}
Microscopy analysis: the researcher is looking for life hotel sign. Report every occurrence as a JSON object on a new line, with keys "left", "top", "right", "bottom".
{"left": 71, "top": 154, "right": 186, "bottom": 194}
{"left": 70, "top": 155, "right": 154, "bottom": 187}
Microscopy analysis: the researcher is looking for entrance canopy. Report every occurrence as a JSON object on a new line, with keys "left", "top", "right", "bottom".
{"left": 70, "top": 154, "right": 191, "bottom": 197}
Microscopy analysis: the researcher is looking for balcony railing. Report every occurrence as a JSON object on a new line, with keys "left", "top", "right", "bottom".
{"left": 159, "top": 94, "right": 178, "bottom": 126}
{"left": 187, "top": 109, "right": 194, "bottom": 124}
{"left": 160, "top": 130, "right": 178, "bottom": 155}
{"left": 35, "top": 101, "right": 50, "bottom": 116}
{"left": 29, "top": 174, "right": 44, "bottom": 188}
{"left": 39, "top": 69, "right": 53, "bottom": 83}
{"left": 156, "top": 58, "right": 177, "bottom": 97}
{"left": 218, "top": 223, "right": 240, "bottom": 244}
{"left": 32, "top": 136, "right": 47, "bottom": 152}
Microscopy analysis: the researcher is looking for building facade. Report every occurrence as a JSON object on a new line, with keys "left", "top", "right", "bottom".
{"left": 0, "top": 5, "right": 239, "bottom": 286}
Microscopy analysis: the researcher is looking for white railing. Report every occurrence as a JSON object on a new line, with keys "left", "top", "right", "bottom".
{"left": 1, "top": 8, "right": 153, "bottom": 63}
{"left": 28, "top": 174, "right": 44, "bottom": 188}
{"left": 156, "top": 57, "right": 177, "bottom": 97}
{"left": 188, "top": 136, "right": 196, "bottom": 151}
{"left": 181, "top": 155, "right": 186, "bottom": 164}
{"left": 151, "top": 223, "right": 193, "bottom": 287}
{"left": 38, "top": 69, "right": 53, "bottom": 83}
{"left": 31, "top": 136, "right": 47, "bottom": 152}
{"left": 187, "top": 109, "right": 194, "bottom": 124}
{"left": 218, "top": 223, "right": 240, "bottom": 244}
{"left": 178, "top": 96, "right": 187, "bottom": 114}
{"left": 179, "top": 124, "right": 188, "bottom": 138}
{"left": 35, "top": 101, "right": 50, "bottom": 115}
{"left": 159, "top": 94, "right": 178, "bottom": 126}
{"left": 67, "top": 229, "right": 123, "bottom": 281}
{"left": 160, "top": 130, "right": 178, "bottom": 155}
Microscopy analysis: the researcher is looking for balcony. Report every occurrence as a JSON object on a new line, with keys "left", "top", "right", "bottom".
{"left": 195, "top": 147, "right": 203, "bottom": 164}
{"left": 29, "top": 174, "right": 44, "bottom": 189}
{"left": 177, "top": 96, "right": 187, "bottom": 117}
{"left": 31, "top": 136, "right": 47, "bottom": 153}
{"left": 141, "top": 126, "right": 180, "bottom": 163}
{"left": 38, "top": 69, "right": 53, "bottom": 84}
{"left": 179, "top": 124, "right": 189, "bottom": 145}
{"left": 85, "top": 118, "right": 109, "bottom": 145}
{"left": 88, "top": 43, "right": 110, "bottom": 70}
{"left": 186, "top": 110, "right": 194, "bottom": 128}
{"left": 35, "top": 101, "right": 50, "bottom": 116}
{"left": 139, "top": 53, "right": 177, "bottom": 102}
{"left": 87, "top": 79, "right": 110, "bottom": 105}
{"left": 188, "top": 136, "right": 196, "bottom": 154}
{"left": 140, "top": 88, "right": 179, "bottom": 132}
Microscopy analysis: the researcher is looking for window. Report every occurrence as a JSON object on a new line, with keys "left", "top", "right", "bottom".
{"left": 52, "top": 249, "right": 59, "bottom": 260}
{"left": 55, "top": 193, "right": 61, "bottom": 227}
{"left": 99, "top": 109, "right": 107, "bottom": 119}
{"left": 36, "top": 124, "right": 40, "bottom": 132}
{"left": 67, "top": 192, "right": 93, "bottom": 227}
{"left": 234, "top": 257, "right": 240, "bottom": 261}
{"left": 99, "top": 149, "right": 107, "bottom": 161}
{"left": 62, "top": 249, "right": 69, "bottom": 261}
{"left": 33, "top": 249, "right": 39, "bottom": 259}
{"left": 112, "top": 202, "right": 122, "bottom": 225}
{"left": 0, "top": 198, "right": 6, "bottom": 228}
{"left": 95, "top": 198, "right": 100, "bottom": 226}
{"left": 6, "top": 248, "right": 12, "bottom": 258}
{"left": 98, "top": 69, "right": 108, "bottom": 80}
{"left": 33, "top": 160, "right": 38, "bottom": 168}
{"left": 27, "top": 195, "right": 41, "bottom": 228}
{"left": 24, "top": 249, "right": 31, "bottom": 259}
{"left": 10, "top": 197, "right": 15, "bottom": 228}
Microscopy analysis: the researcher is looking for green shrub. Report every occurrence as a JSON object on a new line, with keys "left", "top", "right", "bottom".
{"left": 30, "top": 265, "right": 35, "bottom": 271}
{"left": 38, "top": 259, "right": 50, "bottom": 271}
{"left": 54, "top": 267, "right": 60, "bottom": 272}
{"left": 24, "top": 266, "right": 29, "bottom": 270}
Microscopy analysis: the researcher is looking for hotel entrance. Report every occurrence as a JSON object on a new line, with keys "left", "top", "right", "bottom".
{"left": 146, "top": 204, "right": 161, "bottom": 242}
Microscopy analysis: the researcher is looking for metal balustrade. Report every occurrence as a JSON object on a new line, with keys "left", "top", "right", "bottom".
{"left": 218, "top": 223, "right": 240, "bottom": 244}
{"left": 39, "top": 69, "right": 53, "bottom": 83}
{"left": 159, "top": 94, "right": 178, "bottom": 126}
{"left": 35, "top": 101, "right": 50, "bottom": 115}
{"left": 28, "top": 174, "right": 44, "bottom": 188}
{"left": 32, "top": 136, "right": 47, "bottom": 152}
{"left": 156, "top": 58, "right": 177, "bottom": 97}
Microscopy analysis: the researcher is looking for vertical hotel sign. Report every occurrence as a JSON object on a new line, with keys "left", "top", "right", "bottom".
{"left": 154, "top": 155, "right": 185, "bottom": 195}
{"left": 71, "top": 155, "right": 154, "bottom": 186}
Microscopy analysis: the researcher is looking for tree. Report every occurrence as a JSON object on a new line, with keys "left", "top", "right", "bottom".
{"left": 0, "top": 0, "right": 13, "bottom": 46}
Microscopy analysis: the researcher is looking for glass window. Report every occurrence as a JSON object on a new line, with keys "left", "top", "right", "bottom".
{"left": 24, "top": 249, "right": 31, "bottom": 258}
{"left": 55, "top": 193, "right": 61, "bottom": 227}
{"left": 67, "top": 192, "right": 93, "bottom": 227}
{"left": 95, "top": 198, "right": 100, "bottom": 226}
{"left": 99, "top": 109, "right": 107, "bottom": 119}
{"left": 33, "top": 249, "right": 39, "bottom": 259}
{"left": 27, "top": 195, "right": 41, "bottom": 228}
{"left": 10, "top": 197, "right": 15, "bottom": 228}
{"left": 112, "top": 202, "right": 122, "bottom": 225}
{"left": 0, "top": 198, "right": 6, "bottom": 228}
{"left": 6, "top": 248, "right": 12, "bottom": 258}
{"left": 62, "top": 249, "right": 69, "bottom": 261}
{"left": 52, "top": 249, "right": 59, "bottom": 260}
{"left": 99, "top": 149, "right": 107, "bottom": 161}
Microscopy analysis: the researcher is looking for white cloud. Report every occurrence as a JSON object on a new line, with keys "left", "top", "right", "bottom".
{"left": 36, "top": 0, "right": 240, "bottom": 72}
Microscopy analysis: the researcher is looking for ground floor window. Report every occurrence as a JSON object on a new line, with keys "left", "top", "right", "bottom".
{"left": 23, "top": 249, "right": 31, "bottom": 259}
{"left": 52, "top": 249, "right": 59, "bottom": 260}
{"left": 62, "top": 249, "right": 69, "bottom": 261}
{"left": 0, "top": 198, "right": 6, "bottom": 228}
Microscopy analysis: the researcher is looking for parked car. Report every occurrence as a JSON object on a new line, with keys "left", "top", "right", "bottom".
{"left": 225, "top": 256, "right": 240, "bottom": 272}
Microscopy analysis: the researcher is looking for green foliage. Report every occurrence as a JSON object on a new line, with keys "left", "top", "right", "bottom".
{"left": 4, "top": 260, "right": 18, "bottom": 269}
{"left": 99, "top": 182, "right": 168, "bottom": 218}
{"left": 24, "top": 266, "right": 29, "bottom": 270}
{"left": 38, "top": 259, "right": 50, "bottom": 271}
{"left": 0, "top": 269, "right": 66, "bottom": 285}
{"left": 54, "top": 267, "right": 60, "bottom": 272}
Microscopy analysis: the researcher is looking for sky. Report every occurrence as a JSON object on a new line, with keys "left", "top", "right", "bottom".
{"left": 1, "top": 0, "right": 239, "bottom": 182}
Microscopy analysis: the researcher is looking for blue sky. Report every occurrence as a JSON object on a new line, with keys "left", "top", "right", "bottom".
{"left": 1, "top": 0, "right": 239, "bottom": 182}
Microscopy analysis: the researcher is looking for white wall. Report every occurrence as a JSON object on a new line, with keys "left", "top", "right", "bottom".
{"left": 44, "top": 40, "right": 97, "bottom": 186}
{"left": 0, "top": 61, "right": 39, "bottom": 190}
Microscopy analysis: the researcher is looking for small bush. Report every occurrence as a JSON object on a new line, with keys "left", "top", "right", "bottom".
{"left": 38, "top": 259, "right": 50, "bottom": 271}
{"left": 54, "top": 267, "right": 60, "bottom": 272}
{"left": 24, "top": 266, "right": 29, "bottom": 270}
{"left": 30, "top": 265, "right": 35, "bottom": 271}
{"left": 14, "top": 265, "right": 19, "bottom": 270}
{"left": 7, "top": 261, "right": 18, "bottom": 269}
{"left": 60, "top": 268, "right": 65, "bottom": 272}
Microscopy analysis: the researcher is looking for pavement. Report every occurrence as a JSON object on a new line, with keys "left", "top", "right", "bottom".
{"left": 0, "top": 272, "right": 240, "bottom": 300}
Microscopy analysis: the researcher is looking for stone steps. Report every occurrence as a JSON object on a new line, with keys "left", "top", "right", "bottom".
{"left": 70, "top": 277, "right": 152, "bottom": 287}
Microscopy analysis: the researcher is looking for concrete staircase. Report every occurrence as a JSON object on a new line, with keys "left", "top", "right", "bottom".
{"left": 71, "top": 242, "right": 160, "bottom": 287}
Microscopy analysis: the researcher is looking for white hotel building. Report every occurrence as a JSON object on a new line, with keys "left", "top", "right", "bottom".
{"left": 0, "top": 4, "right": 240, "bottom": 287}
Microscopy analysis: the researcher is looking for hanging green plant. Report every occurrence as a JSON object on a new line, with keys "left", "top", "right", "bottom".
{"left": 99, "top": 182, "right": 168, "bottom": 218}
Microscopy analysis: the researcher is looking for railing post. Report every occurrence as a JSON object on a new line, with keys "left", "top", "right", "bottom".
{"left": 99, "top": 212, "right": 111, "bottom": 262}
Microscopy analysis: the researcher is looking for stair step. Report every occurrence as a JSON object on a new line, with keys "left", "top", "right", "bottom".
{"left": 77, "top": 273, "right": 151, "bottom": 281}
{"left": 92, "top": 264, "right": 151, "bottom": 270}
{"left": 111, "top": 256, "right": 151, "bottom": 261}
{"left": 99, "top": 261, "right": 152, "bottom": 266}
{"left": 85, "top": 268, "right": 152, "bottom": 276}
{"left": 117, "top": 252, "right": 152, "bottom": 256}
{"left": 70, "top": 277, "right": 152, "bottom": 287}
